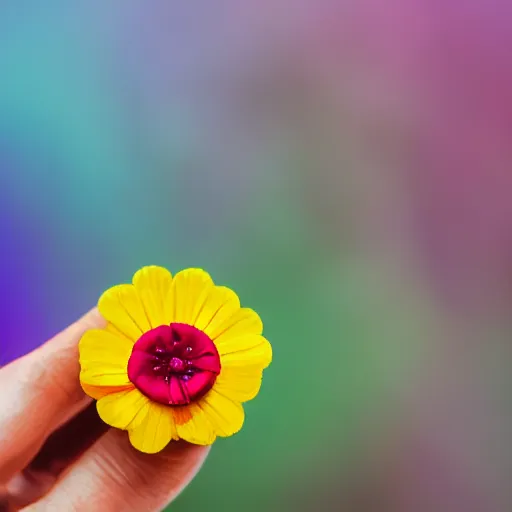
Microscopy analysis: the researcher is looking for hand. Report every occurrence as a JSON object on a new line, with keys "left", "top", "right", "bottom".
{"left": 0, "top": 309, "right": 209, "bottom": 511}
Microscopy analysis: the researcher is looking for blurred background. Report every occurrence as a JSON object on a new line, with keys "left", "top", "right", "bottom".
{"left": 1, "top": 2, "right": 512, "bottom": 511}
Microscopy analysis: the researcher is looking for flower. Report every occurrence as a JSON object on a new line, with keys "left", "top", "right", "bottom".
{"left": 79, "top": 266, "right": 272, "bottom": 454}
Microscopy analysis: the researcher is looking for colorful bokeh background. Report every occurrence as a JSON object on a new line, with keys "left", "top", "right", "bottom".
{"left": 1, "top": 2, "right": 512, "bottom": 511}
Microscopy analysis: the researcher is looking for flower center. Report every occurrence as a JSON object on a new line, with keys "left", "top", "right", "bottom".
{"left": 127, "top": 323, "right": 221, "bottom": 406}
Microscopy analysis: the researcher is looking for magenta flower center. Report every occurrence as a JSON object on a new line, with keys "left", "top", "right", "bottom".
{"left": 127, "top": 323, "right": 221, "bottom": 406}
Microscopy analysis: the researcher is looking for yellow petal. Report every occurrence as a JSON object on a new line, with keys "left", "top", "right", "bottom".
{"left": 105, "top": 322, "right": 135, "bottom": 344}
{"left": 79, "top": 329, "right": 133, "bottom": 367}
{"left": 132, "top": 266, "right": 173, "bottom": 328}
{"left": 212, "top": 308, "right": 263, "bottom": 344}
{"left": 81, "top": 382, "right": 134, "bottom": 400}
{"left": 199, "top": 389, "right": 245, "bottom": 437}
{"left": 168, "top": 268, "right": 214, "bottom": 325}
{"left": 195, "top": 286, "right": 240, "bottom": 339}
{"left": 98, "top": 284, "right": 151, "bottom": 341}
{"left": 128, "top": 402, "right": 178, "bottom": 454}
{"left": 80, "top": 361, "right": 132, "bottom": 389}
{"left": 79, "top": 329, "right": 135, "bottom": 399}
{"left": 97, "top": 388, "right": 150, "bottom": 430}
{"left": 213, "top": 366, "right": 263, "bottom": 402}
{"left": 220, "top": 336, "right": 272, "bottom": 369}
{"left": 215, "top": 333, "right": 266, "bottom": 355}
{"left": 174, "top": 404, "right": 216, "bottom": 445}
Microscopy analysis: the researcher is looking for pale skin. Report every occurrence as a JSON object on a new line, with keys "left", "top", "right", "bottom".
{"left": 0, "top": 309, "right": 209, "bottom": 511}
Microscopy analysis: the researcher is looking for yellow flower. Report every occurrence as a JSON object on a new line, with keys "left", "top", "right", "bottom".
{"left": 79, "top": 266, "right": 272, "bottom": 454}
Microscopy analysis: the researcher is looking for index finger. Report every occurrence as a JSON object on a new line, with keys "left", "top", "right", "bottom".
{"left": 0, "top": 309, "right": 105, "bottom": 484}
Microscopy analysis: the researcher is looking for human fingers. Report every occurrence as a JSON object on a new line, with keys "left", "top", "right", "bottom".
{"left": 4, "top": 402, "right": 109, "bottom": 510}
{"left": 22, "top": 430, "right": 209, "bottom": 512}
{"left": 0, "top": 309, "right": 104, "bottom": 485}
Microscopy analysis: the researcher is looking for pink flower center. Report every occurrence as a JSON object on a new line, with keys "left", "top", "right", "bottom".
{"left": 127, "top": 323, "right": 221, "bottom": 406}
